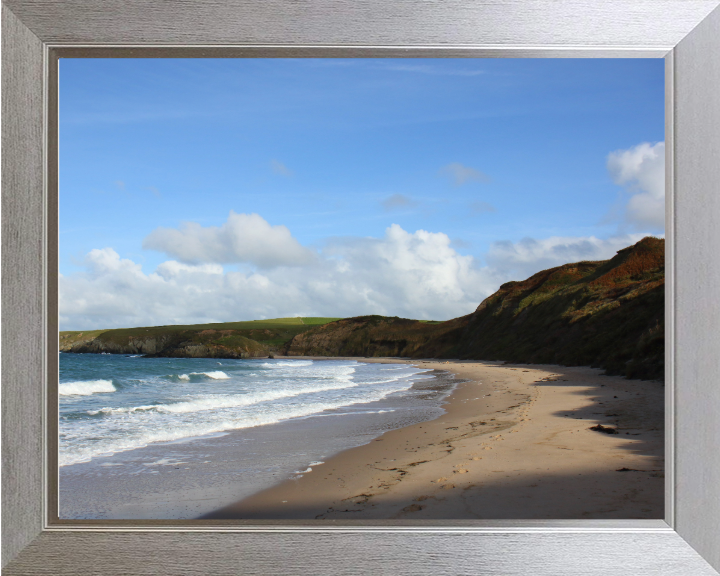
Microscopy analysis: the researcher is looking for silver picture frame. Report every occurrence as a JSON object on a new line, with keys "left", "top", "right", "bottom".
{"left": 2, "top": 1, "right": 720, "bottom": 574}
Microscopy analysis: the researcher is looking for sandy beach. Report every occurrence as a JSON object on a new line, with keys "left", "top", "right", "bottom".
{"left": 204, "top": 358, "right": 664, "bottom": 520}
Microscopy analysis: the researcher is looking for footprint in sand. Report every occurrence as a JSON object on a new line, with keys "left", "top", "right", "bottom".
{"left": 402, "top": 504, "right": 425, "bottom": 513}
{"left": 454, "top": 469, "right": 469, "bottom": 474}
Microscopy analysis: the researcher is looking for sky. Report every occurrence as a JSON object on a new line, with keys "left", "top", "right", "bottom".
{"left": 59, "top": 58, "right": 665, "bottom": 331}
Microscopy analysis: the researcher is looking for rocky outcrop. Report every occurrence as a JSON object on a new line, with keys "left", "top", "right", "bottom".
{"left": 61, "top": 330, "right": 271, "bottom": 358}
{"left": 64, "top": 335, "right": 175, "bottom": 355}
{"left": 143, "top": 335, "right": 268, "bottom": 359}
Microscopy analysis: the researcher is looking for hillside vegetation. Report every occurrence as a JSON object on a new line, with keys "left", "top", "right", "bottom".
{"left": 61, "top": 237, "right": 664, "bottom": 380}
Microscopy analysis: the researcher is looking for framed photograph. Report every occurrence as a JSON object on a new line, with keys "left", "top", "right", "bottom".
{"left": 54, "top": 55, "right": 669, "bottom": 525}
{"left": 3, "top": 1, "right": 720, "bottom": 574}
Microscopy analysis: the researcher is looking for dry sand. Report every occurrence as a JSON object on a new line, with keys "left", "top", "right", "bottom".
{"left": 204, "top": 359, "right": 664, "bottom": 520}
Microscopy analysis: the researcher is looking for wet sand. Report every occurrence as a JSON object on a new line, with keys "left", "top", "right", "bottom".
{"left": 204, "top": 359, "right": 664, "bottom": 520}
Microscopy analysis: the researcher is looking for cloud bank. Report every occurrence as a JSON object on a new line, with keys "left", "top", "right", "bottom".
{"left": 60, "top": 217, "right": 648, "bottom": 330}
{"left": 62, "top": 224, "right": 499, "bottom": 330}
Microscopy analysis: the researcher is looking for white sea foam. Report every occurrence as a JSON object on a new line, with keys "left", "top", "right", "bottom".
{"left": 189, "top": 371, "right": 230, "bottom": 379}
{"left": 59, "top": 378, "right": 415, "bottom": 466}
{"left": 143, "top": 457, "right": 186, "bottom": 467}
{"left": 59, "top": 380, "right": 116, "bottom": 396}
{"left": 261, "top": 360, "right": 313, "bottom": 368}
{"left": 59, "top": 359, "right": 433, "bottom": 467}
{"left": 94, "top": 378, "right": 363, "bottom": 416}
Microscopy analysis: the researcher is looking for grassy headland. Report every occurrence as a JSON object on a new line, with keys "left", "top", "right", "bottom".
{"left": 59, "top": 317, "right": 342, "bottom": 358}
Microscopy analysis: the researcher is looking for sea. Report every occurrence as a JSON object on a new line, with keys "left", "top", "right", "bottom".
{"left": 59, "top": 353, "right": 456, "bottom": 519}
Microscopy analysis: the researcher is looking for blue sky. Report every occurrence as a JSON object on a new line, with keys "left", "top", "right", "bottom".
{"left": 59, "top": 58, "right": 665, "bottom": 330}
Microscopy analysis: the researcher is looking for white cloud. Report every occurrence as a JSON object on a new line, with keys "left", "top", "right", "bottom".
{"left": 84, "top": 247, "right": 143, "bottom": 276}
{"left": 485, "top": 234, "right": 649, "bottom": 280}
{"left": 441, "top": 163, "right": 490, "bottom": 186}
{"left": 607, "top": 142, "right": 665, "bottom": 231}
{"left": 60, "top": 224, "right": 502, "bottom": 330}
{"left": 319, "top": 224, "right": 491, "bottom": 317}
{"left": 142, "top": 211, "right": 316, "bottom": 268}
{"left": 155, "top": 260, "right": 224, "bottom": 279}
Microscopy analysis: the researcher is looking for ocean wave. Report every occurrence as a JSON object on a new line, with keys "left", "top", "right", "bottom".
{"left": 260, "top": 360, "right": 314, "bottom": 368}
{"left": 59, "top": 378, "right": 416, "bottom": 466}
{"left": 59, "top": 380, "right": 116, "bottom": 396}
{"left": 58, "top": 358, "right": 430, "bottom": 466}
{"left": 189, "top": 371, "right": 230, "bottom": 379}
{"left": 93, "top": 379, "right": 365, "bottom": 416}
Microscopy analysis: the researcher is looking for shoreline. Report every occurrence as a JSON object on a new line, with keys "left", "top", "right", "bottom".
{"left": 204, "top": 358, "right": 664, "bottom": 520}
{"left": 59, "top": 357, "right": 452, "bottom": 519}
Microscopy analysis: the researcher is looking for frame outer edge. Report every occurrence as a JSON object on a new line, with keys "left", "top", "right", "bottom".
{"left": 3, "top": 531, "right": 720, "bottom": 576}
{"left": 2, "top": 0, "right": 719, "bottom": 46}
{"left": 2, "top": 0, "right": 720, "bottom": 574}
{"left": 1, "top": 3, "right": 46, "bottom": 568}
{"left": 673, "top": 4, "right": 720, "bottom": 572}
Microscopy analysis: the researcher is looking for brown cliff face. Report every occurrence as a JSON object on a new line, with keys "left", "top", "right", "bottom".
{"left": 284, "top": 316, "right": 465, "bottom": 358}
{"left": 285, "top": 237, "right": 665, "bottom": 380}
